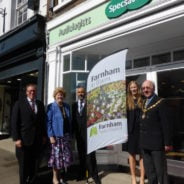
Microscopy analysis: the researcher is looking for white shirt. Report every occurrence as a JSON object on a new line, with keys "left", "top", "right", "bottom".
{"left": 78, "top": 99, "right": 85, "bottom": 113}
{"left": 27, "top": 97, "right": 38, "bottom": 114}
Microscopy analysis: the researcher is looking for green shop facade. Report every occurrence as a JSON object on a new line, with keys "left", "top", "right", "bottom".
{"left": 46, "top": 0, "right": 184, "bottom": 177}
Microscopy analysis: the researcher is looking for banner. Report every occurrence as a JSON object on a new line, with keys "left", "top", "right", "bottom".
{"left": 87, "top": 49, "right": 128, "bottom": 154}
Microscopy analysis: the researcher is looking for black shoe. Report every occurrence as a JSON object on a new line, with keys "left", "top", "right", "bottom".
{"left": 77, "top": 175, "right": 86, "bottom": 181}
{"left": 93, "top": 177, "right": 101, "bottom": 184}
{"left": 77, "top": 172, "right": 86, "bottom": 181}
{"left": 29, "top": 175, "right": 38, "bottom": 184}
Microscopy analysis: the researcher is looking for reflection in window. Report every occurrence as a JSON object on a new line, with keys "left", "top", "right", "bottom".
{"left": 72, "top": 55, "right": 85, "bottom": 70}
{"left": 126, "top": 60, "right": 132, "bottom": 69}
{"left": 87, "top": 55, "right": 100, "bottom": 71}
{"left": 63, "top": 73, "right": 88, "bottom": 105}
{"left": 152, "top": 53, "right": 171, "bottom": 65}
{"left": 17, "top": 4, "right": 27, "bottom": 25}
{"left": 126, "top": 74, "right": 146, "bottom": 87}
{"left": 53, "top": 0, "right": 73, "bottom": 9}
{"left": 63, "top": 55, "right": 70, "bottom": 71}
{"left": 16, "top": 0, "right": 28, "bottom": 26}
{"left": 17, "top": 0, "right": 27, "bottom": 6}
{"left": 134, "top": 57, "right": 150, "bottom": 68}
{"left": 54, "top": 0, "right": 58, "bottom": 6}
{"left": 173, "top": 50, "right": 184, "bottom": 61}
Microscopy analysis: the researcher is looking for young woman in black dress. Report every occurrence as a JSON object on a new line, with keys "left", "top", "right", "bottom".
{"left": 127, "top": 81, "right": 145, "bottom": 184}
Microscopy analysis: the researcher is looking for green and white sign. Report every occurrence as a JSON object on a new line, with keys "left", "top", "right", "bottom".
{"left": 49, "top": 3, "right": 109, "bottom": 45}
{"left": 105, "top": 0, "right": 151, "bottom": 18}
{"left": 49, "top": 0, "right": 152, "bottom": 45}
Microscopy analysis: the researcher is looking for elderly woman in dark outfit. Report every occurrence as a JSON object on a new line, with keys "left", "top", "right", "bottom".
{"left": 47, "top": 87, "right": 73, "bottom": 184}
{"left": 127, "top": 81, "right": 145, "bottom": 184}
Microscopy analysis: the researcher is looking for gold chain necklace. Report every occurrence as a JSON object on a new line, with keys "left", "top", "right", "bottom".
{"left": 142, "top": 98, "right": 163, "bottom": 119}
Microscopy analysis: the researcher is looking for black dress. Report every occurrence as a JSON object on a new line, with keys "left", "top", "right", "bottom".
{"left": 127, "top": 101, "right": 141, "bottom": 154}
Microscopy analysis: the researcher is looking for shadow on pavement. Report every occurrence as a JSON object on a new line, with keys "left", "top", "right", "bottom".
{"left": 36, "top": 164, "right": 130, "bottom": 184}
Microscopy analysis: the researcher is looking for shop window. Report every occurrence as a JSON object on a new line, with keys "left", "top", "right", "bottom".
{"left": 63, "top": 54, "right": 70, "bottom": 71}
{"left": 134, "top": 57, "right": 150, "bottom": 68}
{"left": 173, "top": 50, "right": 184, "bottom": 61}
{"left": 17, "top": 0, "right": 27, "bottom": 6}
{"left": 126, "top": 60, "right": 132, "bottom": 69}
{"left": 72, "top": 54, "right": 85, "bottom": 70}
{"left": 152, "top": 53, "right": 171, "bottom": 65}
{"left": 87, "top": 55, "right": 99, "bottom": 71}
{"left": 54, "top": 0, "right": 58, "bottom": 6}
{"left": 16, "top": 0, "right": 28, "bottom": 25}
{"left": 158, "top": 69, "right": 184, "bottom": 161}
{"left": 63, "top": 72, "right": 88, "bottom": 105}
{"left": 126, "top": 74, "right": 146, "bottom": 86}
{"left": 53, "top": 0, "right": 73, "bottom": 11}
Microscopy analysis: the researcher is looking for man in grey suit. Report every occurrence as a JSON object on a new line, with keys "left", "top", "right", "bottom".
{"left": 11, "top": 84, "right": 46, "bottom": 184}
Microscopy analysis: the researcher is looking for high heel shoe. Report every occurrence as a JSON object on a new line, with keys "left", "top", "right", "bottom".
{"left": 53, "top": 180, "right": 59, "bottom": 184}
{"left": 60, "top": 179, "right": 67, "bottom": 184}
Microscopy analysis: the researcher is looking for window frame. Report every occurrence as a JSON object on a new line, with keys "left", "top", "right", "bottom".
{"left": 16, "top": 0, "right": 28, "bottom": 26}
{"left": 53, "top": 0, "right": 73, "bottom": 12}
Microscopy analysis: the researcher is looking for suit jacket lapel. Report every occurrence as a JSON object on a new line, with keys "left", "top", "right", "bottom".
{"left": 25, "top": 98, "right": 33, "bottom": 113}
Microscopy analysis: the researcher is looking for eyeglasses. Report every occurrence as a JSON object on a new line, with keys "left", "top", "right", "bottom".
{"left": 27, "top": 90, "right": 36, "bottom": 93}
{"left": 142, "top": 86, "right": 152, "bottom": 90}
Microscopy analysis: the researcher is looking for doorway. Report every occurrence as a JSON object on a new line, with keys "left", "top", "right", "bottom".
{"left": 0, "top": 71, "right": 38, "bottom": 135}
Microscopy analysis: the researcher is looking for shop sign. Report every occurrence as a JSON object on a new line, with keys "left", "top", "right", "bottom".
{"left": 105, "top": 0, "right": 152, "bottom": 18}
{"left": 49, "top": 0, "right": 153, "bottom": 45}
{"left": 49, "top": 3, "right": 109, "bottom": 45}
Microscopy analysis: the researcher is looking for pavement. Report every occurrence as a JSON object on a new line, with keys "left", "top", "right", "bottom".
{"left": 0, "top": 138, "right": 183, "bottom": 184}
{"left": 0, "top": 138, "right": 133, "bottom": 184}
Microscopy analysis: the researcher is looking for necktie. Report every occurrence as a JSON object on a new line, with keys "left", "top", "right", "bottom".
{"left": 31, "top": 101, "right": 35, "bottom": 113}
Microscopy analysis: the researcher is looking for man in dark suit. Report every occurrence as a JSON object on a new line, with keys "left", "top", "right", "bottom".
{"left": 72, "top": 86, "right": 101, "bottom": 184}
{"left": 11, "top": 84, "right": 46, "bottom": 184}
{"left": 140, "top": 80, "right": 173, "bottom": 184}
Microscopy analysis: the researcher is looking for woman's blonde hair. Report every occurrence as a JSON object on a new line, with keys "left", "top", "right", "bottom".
{"left": 127, "top": 81, "right": 142, "bottom": 110}
{"left": 53, "top": 87, "right": 66, "bottom": 99}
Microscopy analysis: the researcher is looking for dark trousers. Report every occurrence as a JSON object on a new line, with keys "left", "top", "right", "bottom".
{"left": 76, "top": 136, "right": 86, "bottom": 177}
{"left": 142, "top": 149, "right": 169, "bottom": 184}
{"left": 86, "top": 152, "right": 99, "bottom": 180}
{"left": 76, "top": 136, "right": 99, "bottom": 179}
{"left": 16, "top": 144, "right": 39, "bottom": 184}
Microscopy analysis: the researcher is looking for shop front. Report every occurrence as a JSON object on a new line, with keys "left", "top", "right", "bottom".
{"left": 47, "top": 0, "right": 184, "bottom": 176}
{"left": 0, "top": 14, "right": 46, "bottom": 136}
